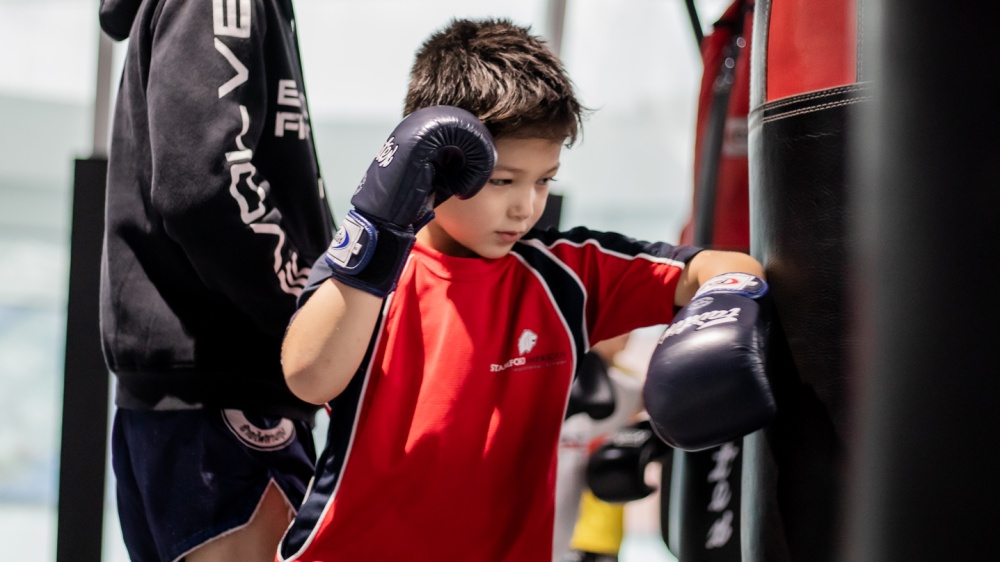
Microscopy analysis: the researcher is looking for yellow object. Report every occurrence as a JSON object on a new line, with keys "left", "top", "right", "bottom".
{"left": 568, "top": 488, "right": 625, "bottom": 555}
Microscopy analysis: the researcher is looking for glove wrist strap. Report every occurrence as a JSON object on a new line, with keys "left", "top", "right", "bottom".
{"left": 325, "top": 210, "right": 416, "bottom": 298}
{"left": 694, "top": 272, "right": 768, "bottom": 299}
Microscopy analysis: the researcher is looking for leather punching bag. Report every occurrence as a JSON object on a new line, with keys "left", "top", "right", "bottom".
{"left": 743, "top": 1, "right": 868, "bottom": 561}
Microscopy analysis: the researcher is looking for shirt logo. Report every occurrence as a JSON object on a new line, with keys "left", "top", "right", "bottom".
{"left": 518, "top": 329, "right": 538, "bottom": 355}
{"left": 490, "top": 329, "right": 566, "bottom": 373}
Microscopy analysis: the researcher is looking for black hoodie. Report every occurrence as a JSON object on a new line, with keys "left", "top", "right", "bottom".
{"left": 99, "top": 0, "right": 334, "bottom": 420}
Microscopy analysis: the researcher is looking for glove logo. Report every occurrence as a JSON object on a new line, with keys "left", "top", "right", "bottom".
{"left": 325, "top": 212, "right": 371, "bottom": 270}
{"left": 330, "top": 225, "right": 351, "bottom": 251}
{"left": 660, "top": 307, "right": 742, "bottom": 341}
{"left": 694, "top": 272, "right": 768, "bottom": 299}
{"left": 375, "top": 136, "right": 399, "bottom": 168}
{"left": 686, "top": 296, "right": 714, "bottom": 311}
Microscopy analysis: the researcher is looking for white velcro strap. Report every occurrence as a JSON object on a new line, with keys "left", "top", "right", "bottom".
{"left": 324, "top": 210, "right": 377, "bottom": 273}
{"left": 694, "top": 272, "right": 768, "bottom": 299}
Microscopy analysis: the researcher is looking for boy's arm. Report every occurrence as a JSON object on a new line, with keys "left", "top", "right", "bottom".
{"left": 282, "top": 279, "right": 382, "bottom": 404}
{"left": 674, "top": 249, "right": 766, "bottom": 306}
{"left": 280, "top": 106, "right": 496, "bottom": 404}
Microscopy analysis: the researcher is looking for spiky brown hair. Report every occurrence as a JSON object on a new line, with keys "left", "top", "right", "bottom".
{"left": 404, "top": 18, "right": 586, "bottom": 145}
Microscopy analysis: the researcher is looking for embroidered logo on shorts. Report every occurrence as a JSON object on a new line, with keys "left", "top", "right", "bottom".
{"left": 222, "top": 409, "right": 296, "bottom": 451}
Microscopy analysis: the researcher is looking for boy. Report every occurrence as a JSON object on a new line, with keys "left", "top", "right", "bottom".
{"left": 278, "top": 18, "right": 771, "bottom": 561}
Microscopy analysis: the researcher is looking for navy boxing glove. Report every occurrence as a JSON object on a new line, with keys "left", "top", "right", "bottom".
{"left": 565, "top": 350, "right": 617, "bottom": 420}
{"left": 643, "top": 273, "right": 776, "bottom": 451}
{"left": 586, "top": 419, "right": 672, "bottom": 503}
{"left": 325, "top": 105, "right": 496, "bottom": 296}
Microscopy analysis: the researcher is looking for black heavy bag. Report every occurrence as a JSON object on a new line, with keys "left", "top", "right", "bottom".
{"left": 744, "top": 1, "right": 869, "bottom": 561}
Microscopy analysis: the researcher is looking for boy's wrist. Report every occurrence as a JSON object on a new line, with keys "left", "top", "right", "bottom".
{"left": 324, "top": 210, "right": 416, "bottom": 298}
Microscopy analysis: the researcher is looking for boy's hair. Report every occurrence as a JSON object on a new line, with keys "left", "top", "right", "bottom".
{"left": 405, "top": 18, "right": 586, "bottom": 146}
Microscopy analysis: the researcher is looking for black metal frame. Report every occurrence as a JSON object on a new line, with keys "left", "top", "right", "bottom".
{"left": 55, "top": 157, "right": 109, "bottom": 562}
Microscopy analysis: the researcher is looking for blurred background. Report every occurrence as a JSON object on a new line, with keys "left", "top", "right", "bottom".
{"left": 0, "top": 0, "right": 730, "bottom": 559}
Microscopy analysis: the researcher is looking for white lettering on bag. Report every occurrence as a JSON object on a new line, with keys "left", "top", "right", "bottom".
{"left": 705, "top": 442, "right": 740, "bottom": 549}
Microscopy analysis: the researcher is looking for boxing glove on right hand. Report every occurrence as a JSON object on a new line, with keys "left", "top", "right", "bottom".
{"left": 325, "top": 105, "right": 496, "bottom": 297}
{"left": 643, "top": 273, "right": 776, "bottom": 451}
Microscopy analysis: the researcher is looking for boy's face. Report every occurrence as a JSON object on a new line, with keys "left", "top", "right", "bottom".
{"left": 418, "top": 137, "right": 563, "bottom": 259}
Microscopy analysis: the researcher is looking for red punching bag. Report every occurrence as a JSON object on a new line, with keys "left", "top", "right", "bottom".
{"left": 679, "top": 0, "right": 752, "bottom": 252}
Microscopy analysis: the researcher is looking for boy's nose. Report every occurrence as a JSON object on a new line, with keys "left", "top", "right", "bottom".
{"left": 509, "top": 185, "right": 536, "bottom": 219}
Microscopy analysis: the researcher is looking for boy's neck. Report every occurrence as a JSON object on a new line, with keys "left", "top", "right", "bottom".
{"left": 417, "top": 221, "right": 479, "bottom": 258}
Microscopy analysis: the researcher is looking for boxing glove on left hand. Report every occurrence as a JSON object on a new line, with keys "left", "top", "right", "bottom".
{"left": 643, "top": 273, "right": 776, "bottom": 451}
{"left": 325, "top": 105, "right": 496, "bottom": 297}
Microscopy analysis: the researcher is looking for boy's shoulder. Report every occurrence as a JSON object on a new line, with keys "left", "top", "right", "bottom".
{"left": 518, "top": 226, "right": 701, "bottom": 265}
{"left": 518, "top": 225, "right": 608, "bottom": 246}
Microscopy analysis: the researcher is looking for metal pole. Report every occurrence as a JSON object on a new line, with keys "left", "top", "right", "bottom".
{"left": 546, "top": 0, "right": 567, "bottom": 57}
{"left": 92, "top": 30, "right": 114, "bottom": 158}
{"left": 684, "top": 0, "right": 704, "bottom": 47}
{"left": 55, "top": 24, "right": 115, "bottom": 562}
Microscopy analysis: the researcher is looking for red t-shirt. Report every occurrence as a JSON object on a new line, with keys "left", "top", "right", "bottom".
{"left": 279, "top": 227, "right": 699, "bottom": 562}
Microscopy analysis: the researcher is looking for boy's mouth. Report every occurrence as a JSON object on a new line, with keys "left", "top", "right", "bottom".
{"left": 496, "top": 231, "right": 522, "bottom": 243}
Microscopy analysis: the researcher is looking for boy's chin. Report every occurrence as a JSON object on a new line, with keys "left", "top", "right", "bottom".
{"left": 473, "top": 242, "right": 517, "bottom": 260}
